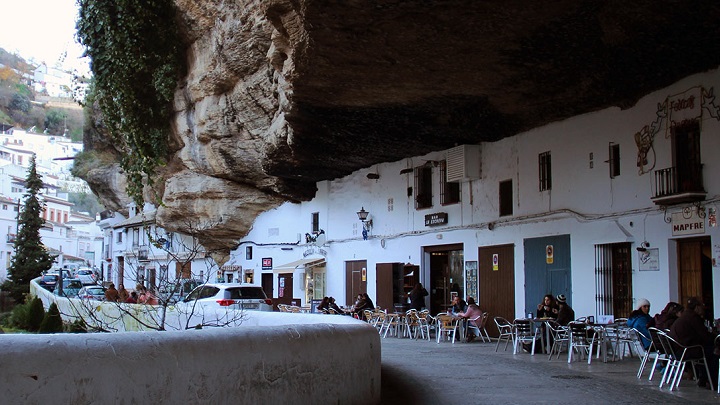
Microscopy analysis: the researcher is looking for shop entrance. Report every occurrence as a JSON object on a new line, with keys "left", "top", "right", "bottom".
{"left": 426, "top": 244, "right": 464, "bottom": 314}
{"left": 677, "top": 236, "right": 713, "bottom": 319}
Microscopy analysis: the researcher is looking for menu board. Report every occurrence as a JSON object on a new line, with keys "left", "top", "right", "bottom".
{"left": 465, "top": 261, "right": 478, "bottom": 301}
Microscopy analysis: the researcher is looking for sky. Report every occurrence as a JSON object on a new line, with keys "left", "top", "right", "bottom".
{"left": 0, "top": 0, "right": 90, "bottom": 74}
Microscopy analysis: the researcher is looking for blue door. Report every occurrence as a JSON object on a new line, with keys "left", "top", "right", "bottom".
{"left": 523, "top": 235, "right": 571, "bottom": 317}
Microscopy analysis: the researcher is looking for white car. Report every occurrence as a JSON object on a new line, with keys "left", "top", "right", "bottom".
{"left": 75, "top": 268, "right": 98, "bottom": 285}
{"left": 181, "top": 283, "right": 273, "bottom": 311}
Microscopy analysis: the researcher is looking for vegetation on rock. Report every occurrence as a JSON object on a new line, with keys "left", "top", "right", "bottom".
{"left": 76, "top": 0, "right": 184, "bottom": 207}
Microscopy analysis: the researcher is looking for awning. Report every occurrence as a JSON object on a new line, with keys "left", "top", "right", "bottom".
{"left": 273, "top": 258, "right": 325, "bottom": 274}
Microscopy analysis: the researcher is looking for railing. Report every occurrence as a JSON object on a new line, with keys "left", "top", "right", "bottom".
{"left": 653, "top": 166, "right": 704, "bottom": 198}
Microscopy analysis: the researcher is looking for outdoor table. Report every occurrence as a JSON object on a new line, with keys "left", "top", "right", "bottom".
{"left": 530, "top": 318, "right": 554, "bottom": 354}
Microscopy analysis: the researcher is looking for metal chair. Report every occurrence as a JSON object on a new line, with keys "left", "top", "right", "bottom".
{"left": 567, "top": 321, "right": 596, "bottom": 364}
{"left": 643, "top": 327, "right": 672, "bottom": 382}
{"left": 436, "top": 314, "right": 459, "bottom": 344}
{"left": 655, "top": 329, "right": 713, "bottom": 391}
{"left": 494, "top": 316, "right": 514, "bottom": 352}
{"left": 546, "top": 320, "right": 569, "bottom": 360}
{"left": 513, "top": 318, "right": 541, "bottom": 355}
{"left": 478, "top": 312, "right": 492, "bottom": 342}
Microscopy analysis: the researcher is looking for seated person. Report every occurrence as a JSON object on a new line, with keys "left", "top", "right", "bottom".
{"left": 450, "top": 295, "right": 467, "bottom": 315}
{"left": 536, "top": 294, "right": 558, "bottom": 319}
{"left": 316, "top": 296, "right": 330, "bottom": 313}
{"left": 457, "top": 297, "right": 484, "bottom": 342}
{"left": 627, "top": 298, "right": 654, "bottom": 349}
{"left": 654, "top": 301, "right": 683, "bottom": 331}
{"left": 670, "top": 297, "right": 718, "bottom": 389}
{"left": 362, "top": 293, "right": 375, "bottom": 310}
{"left": 328, "top": 297, "right": 345, "bottom": 314}
{"left": 555, "top": 294, "right": 575, "bottom": 326}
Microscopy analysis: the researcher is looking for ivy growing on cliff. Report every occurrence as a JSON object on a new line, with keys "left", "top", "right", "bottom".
{"left": 76, "top": 0, "right": 184, "bottom": 207}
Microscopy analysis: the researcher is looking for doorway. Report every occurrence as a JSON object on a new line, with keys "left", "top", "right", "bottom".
{"left": 426, "top": 244, "right": 464, "bottom": 314}
{"left": 523, "top": 235, "right": 571, "bottom": 317}
{"left": 345, "top": 260, "right": 367, "bottom": 307}
{"left": 478, "top": 244, "right": 515, "bottom": 337}
{"left": 677, "top": 236, "right": 713, "bottom": 319}
{"left": 276, "top": 273, "right": 294, "bottom": 307}
{"left": 595, "top": 242, "right": 633, "bottom": 318}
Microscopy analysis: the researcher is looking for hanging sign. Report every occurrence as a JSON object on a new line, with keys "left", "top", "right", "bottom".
{"left": 361, "top": 268, "right": 367, "bottom": 282}
{"left": 546, "top": 245, "right": 554, "bottom": 264}
{"left": 671, "top": 210, "right": 705, "bottom": 236}
{"left": 492, "top": 254, "right": 499, "bottom": 271}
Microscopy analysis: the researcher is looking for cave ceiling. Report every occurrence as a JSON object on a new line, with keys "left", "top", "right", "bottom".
{"left": 266, "top": 1, "right": 720, "bottom": 181}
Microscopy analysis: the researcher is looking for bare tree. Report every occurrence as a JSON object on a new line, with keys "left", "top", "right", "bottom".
{"left": 56, "top": 218, "right": 248, "bottom": 331}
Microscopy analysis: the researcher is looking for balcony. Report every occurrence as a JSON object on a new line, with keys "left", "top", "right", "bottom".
{"left": 6, "top": 234, "right": 16, "bottom": 243}
{"left": 651, "top": 165, "right": 706, "bottom": 206}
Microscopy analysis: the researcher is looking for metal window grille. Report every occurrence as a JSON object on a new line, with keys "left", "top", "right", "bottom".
{"left": 440, "top": 161, "right": 460, "bottom": 205}
{"left": 539, "top": 151, "right": 552, "bottom": 191}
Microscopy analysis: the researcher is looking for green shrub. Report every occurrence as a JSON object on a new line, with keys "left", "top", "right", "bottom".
{"left": 8, "top": 299, "right": 32, "bottom": 330}
{"left": 38, "top": 303, "right": 63, "bottom": 333}
{"left": 65, "top": 319, "right": 88, "bottom": 333}
{"left": 27, "top": 297, "right": 45, "bottom": 332}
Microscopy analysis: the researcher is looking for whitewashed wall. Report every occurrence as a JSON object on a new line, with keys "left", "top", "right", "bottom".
{"left": 231, "top": 68, "right": 720, "bottom": 319}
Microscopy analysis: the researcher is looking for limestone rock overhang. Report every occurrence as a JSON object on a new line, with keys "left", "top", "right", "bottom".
{"left": 81, "top": 1, "right": 720, "bottom": 256}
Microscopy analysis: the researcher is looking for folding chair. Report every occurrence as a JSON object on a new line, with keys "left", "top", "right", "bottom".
{"left": 546, "top": 320, "right": 569, "bottom": 360}
{"left": 656, "top": 329, "right": 713, "bottom": 391}
{"left": 513, "top": 318, "right": 541, "bottom": 355}
{"left": 567, "top": 321, "right": 596, "bottom": 364}
{"left": 436, "top": 314, "right": 459, "bottom": 343}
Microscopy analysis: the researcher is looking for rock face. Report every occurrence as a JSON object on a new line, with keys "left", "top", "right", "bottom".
{"left": 81, "top": 0, "right": 720, "bottom": 255}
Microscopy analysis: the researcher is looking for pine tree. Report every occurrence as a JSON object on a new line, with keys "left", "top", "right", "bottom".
{"left": 39, "top": 302, "right": 64, "bottom": 333}
{"left": 1, "top": 155, "right": 56, "bottom": 303}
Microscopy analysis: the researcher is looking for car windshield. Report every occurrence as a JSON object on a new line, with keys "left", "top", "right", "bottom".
{"left": 42, "top": 275, "right": 58, "bottom": 282}
{"left": 78, "top": 270, "right": 93, "bottom": 275}
{"left": 226, "top": 287, "right": 267, "bottom": 299}
{"left": 65, "top": 280, "right": 83, "bottom": 289}
{"left": 87, "top": 288, "right": 104, "bottom": 294}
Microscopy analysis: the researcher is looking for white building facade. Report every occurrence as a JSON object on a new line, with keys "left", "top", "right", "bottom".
{"left": 228, "top": 68, "right": 720, "bottom": 329}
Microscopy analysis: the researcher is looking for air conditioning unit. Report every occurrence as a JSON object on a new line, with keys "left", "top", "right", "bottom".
{"left": 446, "top": 144, "right": 481, "bottom": 182}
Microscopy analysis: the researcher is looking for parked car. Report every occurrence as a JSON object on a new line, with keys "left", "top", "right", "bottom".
{"left": 53, "top": 278, "right": 84, "bottom": 298}
{"left": 181, "top": 283, "right": 273, "bottom": 311}
{"left": 74, "top": 268, "right": 98, "bottom": 285}
{"left": 37, "top": 273, "right": 60, "bottom": 291}
{"left": 77, "top": 285, "right": 107, "bottom": 300}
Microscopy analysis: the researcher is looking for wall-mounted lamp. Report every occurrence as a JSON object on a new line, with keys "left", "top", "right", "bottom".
{"left": 399, "top": 168, "right": 414, "bottom": 175}
{"left": 636, "top": 241, "right": 650, "bottom": 252}
{"left": 357, "top": 207, "right": 373, "bottom": 240}
{"left": 366, "top": 173, "right": 380, "bottom": 180}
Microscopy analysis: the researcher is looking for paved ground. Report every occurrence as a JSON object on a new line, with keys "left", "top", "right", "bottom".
{"left": 380, "top": 336, "right": 718, "bottom": 404}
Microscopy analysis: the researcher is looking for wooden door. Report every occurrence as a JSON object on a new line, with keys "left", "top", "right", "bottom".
{"left": 262, "top": 273, "right": 274, "bottom": 309}
{"left": 479, "top": 244, "right": 515, "bottom": 337}
{"left": 376, "top": 263, "right": 394, "bottom": 311}
{"left": 276, "top": 273, "right": 294, "bottom": 306}
{"left": 523, "top": 235, "right": 571, "bottom": 317}
{"left": 345, "top": 260, "right": 367, "bottom": 307}
{"left": 678, "top": 237, "right": 713, "bottom": 318}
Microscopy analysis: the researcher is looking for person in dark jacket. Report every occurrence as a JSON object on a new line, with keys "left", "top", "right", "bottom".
{"left": 627, "top": 298, "right": 654, "bottom": 349}
{"left": 409, "top": 283, "right": 428, "bottom": 311}
{"left": 555, "top": 294, "right": 575, "bottom": 326}
{"left": 362, "top": 293, "right": 375, "bottom": 310}
{"left": 536, "top": 294, "right": 559, "bottom": 319}
{"left": 654, "top": 301, "right": 683, "bottom": 331}
{"left": 670, "top": 297, "right": 718, "bottom": 389}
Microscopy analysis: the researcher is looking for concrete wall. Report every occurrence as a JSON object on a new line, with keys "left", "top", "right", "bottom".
{"left": 0, "top": 323, "right": 380, "bottom": 405}
{"left": 9, "top": 281, "right": 380, "bottom": 404}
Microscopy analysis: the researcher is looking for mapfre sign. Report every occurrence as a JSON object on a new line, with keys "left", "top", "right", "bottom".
{"left": 671, "top": 210, "right": 705, "bottom": 236}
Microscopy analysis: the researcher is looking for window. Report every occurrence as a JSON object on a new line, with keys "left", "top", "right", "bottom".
{"left": 2, "top": 205, "right": 6, "bottom": 210}
{"left": 116, "top": 231, "right": 123, "bottom": 243}
{"left": 440, "top": 161, "right": 460, "bottom": 205}
{"left": 499, "top": 179, "right": 513, "bottom": 217}
{"left": 539, "top": 151, "right": 551, "bottom": 191}
{"left": 311, "top": 212, "right": 320, "bottom": 233}
{"left": 246, "top": 246, "right": 253, "bottom": 260}
{"left": 608, "top": 143, "right": 620, "bottom": 178}
{"left": 414, "top": 165, "right": 433, "bottom": 209}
